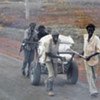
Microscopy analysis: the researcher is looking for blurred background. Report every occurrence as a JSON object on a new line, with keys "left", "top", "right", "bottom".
{"left": 0, "top": 0, "right": 100, "bottom": 29}
{"left": 0, "top": 0, "right": 100, "bottom": 54}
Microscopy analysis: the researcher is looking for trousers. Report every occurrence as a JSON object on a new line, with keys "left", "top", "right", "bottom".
{"left": 22, "top": 49, "right": 34, "bottom": 72}
{"left": 45, "top": 61, "right": 58, "bottom": 91}
{"left": 84, "top": 62, "right": 98, "bottom": 94}
{"left": 46, "top": 61, "right": 57, "bottom": 80}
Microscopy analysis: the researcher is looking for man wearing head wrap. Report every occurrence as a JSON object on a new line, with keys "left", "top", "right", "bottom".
{"left": 42, "top": 29, "right": 63, "bottom": 96}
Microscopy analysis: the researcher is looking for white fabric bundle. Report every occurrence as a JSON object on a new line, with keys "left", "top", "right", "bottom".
{"left": 38, "top": 34, "right": 74, "bottom": 63}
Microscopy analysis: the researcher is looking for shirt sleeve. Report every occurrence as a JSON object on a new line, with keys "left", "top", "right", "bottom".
{"left": 96, "top": 36, "right": 100, "bottom": 52}
{"left": 24, "top": 29, "right": 28, "bottom": 39}
{"left": 44, "top": 40, "right": 51, "bottom": 53}
{"left": 34, "top": 30, "right": 38, "bottom": 41}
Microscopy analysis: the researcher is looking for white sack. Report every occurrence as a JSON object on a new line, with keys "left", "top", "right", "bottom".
{"left": 38, "top": 34, "right": 74, "bottom": 63}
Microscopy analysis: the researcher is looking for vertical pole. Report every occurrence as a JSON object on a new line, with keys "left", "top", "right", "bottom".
{"left": 25, "top": 0, "right": 29, "bottom": 20}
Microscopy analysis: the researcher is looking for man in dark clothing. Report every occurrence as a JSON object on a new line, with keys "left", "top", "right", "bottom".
{"left": 37, "top": 25, "right": 48, "bottom": 40}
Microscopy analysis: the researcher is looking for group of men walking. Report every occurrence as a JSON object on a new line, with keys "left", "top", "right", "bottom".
{"left": 20, "top": 23, "right": 100, "bottom": 97}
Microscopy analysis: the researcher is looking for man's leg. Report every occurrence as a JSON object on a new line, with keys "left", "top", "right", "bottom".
{"left": 22, "top": 49, "right": 30, "bottom": 76}
{"left": 27, "top": 50, "right": 35, "bottom": 77}
{"left": 45, "top": 62, "right": 55, "bottom": 96}
{"left": 53, "top": 63, "right": 58, "bottom": 77}
{"left": 84, "top": 62, "right": 98, "bottom": 96}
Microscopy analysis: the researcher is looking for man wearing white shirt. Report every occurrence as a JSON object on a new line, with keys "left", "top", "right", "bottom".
{"left": 82, "top": 24, "right": 100, "bottom": 97}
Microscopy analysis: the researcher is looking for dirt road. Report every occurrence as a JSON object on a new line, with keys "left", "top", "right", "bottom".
{"left": 0, "top": 53, "right": 100, "bottom": 100}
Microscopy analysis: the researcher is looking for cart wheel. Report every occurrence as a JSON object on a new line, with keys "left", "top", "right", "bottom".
{"left": 66, "top": 61, "right": 78, "bottom": 84}
{"left": 30, "top": 63, "right": 41, "bottom": 86}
